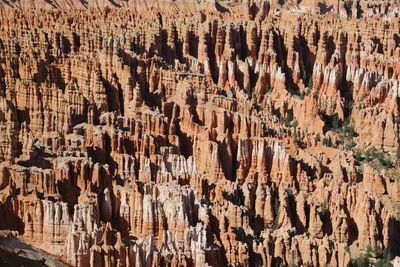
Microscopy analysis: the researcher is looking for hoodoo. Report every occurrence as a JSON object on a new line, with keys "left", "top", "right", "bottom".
{"left": 0, "top": 0, "right": 399, "bottom": 266}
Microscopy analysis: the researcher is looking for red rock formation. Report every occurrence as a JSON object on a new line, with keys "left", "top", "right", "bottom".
{"left": 0, "top": 1, "right": 399, "bottom": 266}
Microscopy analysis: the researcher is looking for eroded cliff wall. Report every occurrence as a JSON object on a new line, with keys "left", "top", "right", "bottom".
{"left": 0, "top": 0, "right": 399, "bottom": 266}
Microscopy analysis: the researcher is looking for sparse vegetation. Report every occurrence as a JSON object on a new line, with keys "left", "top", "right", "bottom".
{"left": 288, "top": 86, "right": 308, "bottom": 100}
{"left": 293, "top": 132, "right": 305, "bottom": 149}
{"left": 352, "top": 146, "right": 397, "bottom": 176}
{"left": 348, "top": 253, "right": 371, "bottom": 267}
{"left": 265, "top": 86, "right": 274, "bottom": 94}
{"left": 322, "top": 137, "right": 332, "bottom": 147}
{"left": 302, "top": 70, "right": 313, "bottom": 89}
{"left": 324, "top": 107, "right": 358, "bottom": 149}
{"left": 315, "top": 133, "right": 321, "bottom": 142}
{"left": 349, "top": 246, "right": 394, "bottom": 267}
{"left": 386, "top": 168, "right": 400, "bottom": 182}
{"left": 294, "top": 137, "right": 304, "bottom": 148}
{"left": 283, "top": 116, "right": 298, "bottom": 129}
{"left": 332, "top": 114, "right": 340, "bottom": 130}
{"left": 247, "top": 86, "right": 255, "bottom": 99}
{"left": 271, "top": 198, "right": 280, "bottom": 231}
{"left": 345, "top": 141, "right": 357, "bottom": 150}
{"left": 310, "top": 171, "right": 318, "bottom": 180}
{"left": 354, "top": 150, "right": 364, "bottom": 163}
{"left": 318, "top": 201, "right": 328, "bottom": 217}
{"left": 334, "top": 116, "right": 358, "bottom": 141}
{"left": 305, "top": 87, "right": 311, "bottom": 96}
{"left": 318, "top": 201, "right": 330, "bottom": 227}
{"left": 251, "top": 92, "right": 262, "bottom": 111}
{"left": 364, "top": 147, "right": 393, "bottom": 168}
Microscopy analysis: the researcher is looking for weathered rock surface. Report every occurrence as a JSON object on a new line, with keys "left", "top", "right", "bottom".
{"left": 0, "top": 0, "right": 399, "bottom": 266}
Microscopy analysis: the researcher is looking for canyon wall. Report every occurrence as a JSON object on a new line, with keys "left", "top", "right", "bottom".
{"left": 0, "top": 0, "right": 399, "bottom": 266}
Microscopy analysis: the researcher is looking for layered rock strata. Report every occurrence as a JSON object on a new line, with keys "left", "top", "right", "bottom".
{"left": 0, "top": 0, "right": 399, "bottom": 266}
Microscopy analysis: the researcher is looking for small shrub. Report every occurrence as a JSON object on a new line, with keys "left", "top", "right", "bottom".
{"left": 303, "top": 70, "right": 313, "bottom": 89}
{"left": 332, "top": 114, "right": 340, "bottom": 130}
{"left": 363, "top": 147, "right": 393, "bottom": 169}
{"left": 354, "top": 151, "right": 363, "bottom": 163}
{"left": 387, "top": 168, "right": 400, "bottom": 182}
{"left": 294, "top": 138, "right": 303, "bottom": 147}
{"left": 284, "top": 117, "right": 292, "bottom": 127}
{"left": 345, "top": 141, "right": 356, "bottom": 150}
{"left": 319, "top": 202, "right": 329, "bottom": 217}
{"left": 271, "top": 198, "right": 280, "bottom": 231}
{"left": 315, "top": 133, "right": 321, "bottom": 142}
{"left": 323, "top": 137, "right": 332, "bottom": 147}
{"left": 348, "top": 255, "right": 370, "bottom": 267}
{"left": 349, "top": 246, "right": 372, "bottom": 267}
{"left": 342, "top": 124, "right": 358, "bottom": 138}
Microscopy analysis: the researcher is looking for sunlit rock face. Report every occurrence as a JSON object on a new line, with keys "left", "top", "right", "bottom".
{"left": 0, "top": 0, "right": 399, "bottom": 266}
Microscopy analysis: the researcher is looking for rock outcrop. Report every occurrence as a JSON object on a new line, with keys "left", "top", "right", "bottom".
{"left": 0, "top": 0, "right": 399, "bottom": 266}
